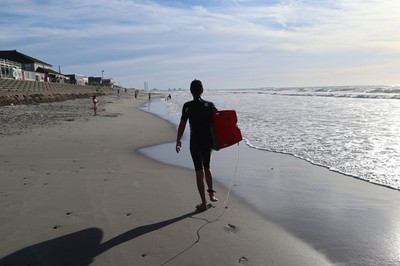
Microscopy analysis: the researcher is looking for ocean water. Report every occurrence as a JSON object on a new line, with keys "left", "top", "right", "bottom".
{"left": 140, "top": 85, "right": 400, "bottom": 265}
{"left": 164, "top": 85, "right": 400, "bottom": 190}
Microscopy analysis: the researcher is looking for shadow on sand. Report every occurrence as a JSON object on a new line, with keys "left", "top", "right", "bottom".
{"left": 1, "top": 211, "right": 197, "bottom": 266}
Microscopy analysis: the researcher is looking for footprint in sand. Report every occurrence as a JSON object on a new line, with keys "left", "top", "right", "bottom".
{"left": 228, "top": 223, "right": 237, "bottom": 230}
{"left": 239, "top": 256, "right": 248, "bottom": 264}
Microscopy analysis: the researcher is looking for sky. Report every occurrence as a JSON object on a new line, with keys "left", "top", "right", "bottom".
{"left": 1, "top": 0, "right": 399, "bottom": 90}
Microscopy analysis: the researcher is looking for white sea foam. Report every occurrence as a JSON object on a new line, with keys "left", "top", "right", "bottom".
{"left": 165, "top": 85, "right": 400, "bottom": 190}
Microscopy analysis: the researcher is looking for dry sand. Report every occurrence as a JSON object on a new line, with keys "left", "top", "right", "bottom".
{"left": 0, "top": 93, "right": 333, "bottom": 265}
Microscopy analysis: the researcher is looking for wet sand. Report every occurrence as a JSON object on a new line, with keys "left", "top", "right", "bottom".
{"left": 140, "top": 98, "right": 400, "bottom": 265}
{"left": 0, "top": 93, "right": 332, "bottom": 265}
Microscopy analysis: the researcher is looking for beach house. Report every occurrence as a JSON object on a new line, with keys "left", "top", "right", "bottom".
{"left": 0, "top": 50, "right": 66, "bottom": 83}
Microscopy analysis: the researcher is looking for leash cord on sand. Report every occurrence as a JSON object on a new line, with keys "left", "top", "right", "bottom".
{"left": 212, "top": 142, "right": 240, "bottom": 220}
{"left": 159, "top": 217, "right": 212, "bottom": 266}
{"left": 159, "top": 143, "right": 240, "bottom": 266}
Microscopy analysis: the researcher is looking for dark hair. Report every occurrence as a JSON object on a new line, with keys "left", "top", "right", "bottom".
{"left": 190, "top": 79, "right": 203, "bottom": 98}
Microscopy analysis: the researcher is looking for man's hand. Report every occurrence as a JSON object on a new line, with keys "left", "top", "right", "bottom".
{"left": 176, "top": 141, "right": 182, "bottom": 153}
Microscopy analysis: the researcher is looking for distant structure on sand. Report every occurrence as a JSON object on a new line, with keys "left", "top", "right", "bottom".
{"left": 0, "top": 50, "right": 114, "bottom": 88}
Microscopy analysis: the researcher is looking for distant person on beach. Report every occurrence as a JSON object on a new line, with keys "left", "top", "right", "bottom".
{"left": 148, "top": 92, "right": 151, "bottom": 101}
{"left": 92, "top": 96, "right": 98, "bottom": 116}
{"left": 175, "top": 79, "right": 218, "bottom": 211}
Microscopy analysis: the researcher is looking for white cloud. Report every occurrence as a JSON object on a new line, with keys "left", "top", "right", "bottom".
{"left": 1, "top": 0, "right": 399, "bottom": 88}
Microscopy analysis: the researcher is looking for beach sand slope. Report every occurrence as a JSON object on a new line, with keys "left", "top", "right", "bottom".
{"left": 0, "top": 95, "right": 332, "bottom": 265}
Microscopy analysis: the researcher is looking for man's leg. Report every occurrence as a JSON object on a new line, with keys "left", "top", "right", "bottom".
{"left": 196, "top": 169, "right": 207, "bottom": 209}
{"left": 205, "top": 168, "right": 218, "bottom": 202}
{"left": 204, "top": 168, "right": 213, "bottom": 191}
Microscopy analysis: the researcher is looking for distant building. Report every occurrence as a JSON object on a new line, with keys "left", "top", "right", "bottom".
{"left": 65, "top": 74, "right": 88, "bottom": 85}
{"left": 0, "top": 58, "right": 23, "bottom": 80}
{"left": 88, "top": 77, "right": 114, "bottom": 88}
{"left": 0, "top": 50, "right": 66, "bottom": 82}
{"left": 88, "top": 77, "right": 102, "bottom": 86}
{"left": 1, "top": 50, "right": 116, "bottom": 87}
{"left": 102, "top": 78, "right": 114, "bottom": 88}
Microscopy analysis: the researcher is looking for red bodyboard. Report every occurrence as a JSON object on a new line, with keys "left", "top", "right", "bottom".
{"left": 211, "top": 110, "right": 243, "bottom": 151}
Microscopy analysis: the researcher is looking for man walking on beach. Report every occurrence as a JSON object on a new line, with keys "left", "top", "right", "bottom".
{"left": 176, "top": 79, "right": 218, "bottom": 211}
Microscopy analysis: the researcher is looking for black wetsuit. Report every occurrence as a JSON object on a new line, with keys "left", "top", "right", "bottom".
{"left": 180, "top": 98, "right": 217, "bottom": 170}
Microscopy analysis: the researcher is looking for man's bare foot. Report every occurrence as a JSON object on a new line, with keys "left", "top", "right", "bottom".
{"left": 207, "top": 189, "right": 218, "bottom": 202}
{"left": 196, "top": 203, "right": 210, "bottom": 212}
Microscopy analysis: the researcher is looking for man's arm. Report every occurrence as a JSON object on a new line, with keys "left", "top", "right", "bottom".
{"left": 176, "top": 120, "right": 187, "bottom": 153}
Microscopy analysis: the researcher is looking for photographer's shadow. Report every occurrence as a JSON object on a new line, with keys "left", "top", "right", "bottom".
{"left": 1, "top": 211, "right": 196, "bottom": 266}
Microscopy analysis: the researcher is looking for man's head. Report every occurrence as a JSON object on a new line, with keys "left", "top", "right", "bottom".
{"left": 190, "top": 79, "right": 203, "bottom": 98}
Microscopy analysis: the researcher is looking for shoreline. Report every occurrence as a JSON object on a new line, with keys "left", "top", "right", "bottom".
{"left": 140, "top": 98, "right": 400, "bottom": 265}
{"left": 0, "top": 94, "right": 332, "bottom": 265}
{"left": 248, "top": 144, "right": 400, "bottom": 192}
